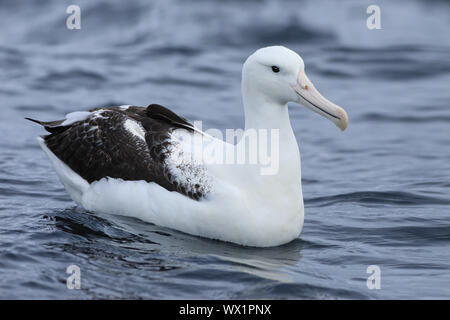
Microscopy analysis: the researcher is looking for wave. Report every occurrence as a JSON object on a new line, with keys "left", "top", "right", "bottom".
{"left": 305, "top": 191, "right": 450, "bottom": 207}
{"left": 43, "top": 207, "right": 157, "bottom": 244}
{"left": 32, "top": 70, "right": 107, "bottom": 91}
{"left": 357, "top": 112, "right": 450, "bottom": 123}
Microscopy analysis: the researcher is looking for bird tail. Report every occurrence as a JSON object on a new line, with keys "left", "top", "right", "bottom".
{"left": 25, "top": 117, "right": 66, "bottom": 133}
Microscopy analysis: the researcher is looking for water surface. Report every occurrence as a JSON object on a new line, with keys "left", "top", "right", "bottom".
{"left": 0, "top": 0, "right": 449, "bottom": 299}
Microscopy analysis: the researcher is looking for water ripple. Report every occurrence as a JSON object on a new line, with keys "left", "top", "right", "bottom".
{"left": 358, "top": 112, "right": 450, "bottom": 123}
{"left": 306, "top": 191, "right": 450, "bottom": 207}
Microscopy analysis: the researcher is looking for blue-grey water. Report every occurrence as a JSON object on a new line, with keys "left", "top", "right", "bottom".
{"left": 1, "top": 0, "right": 449, "bottom": 299}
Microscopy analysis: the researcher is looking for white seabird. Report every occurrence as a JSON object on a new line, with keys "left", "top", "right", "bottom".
{"left": 27, "top": 46, "right": 348, "bottom": 247}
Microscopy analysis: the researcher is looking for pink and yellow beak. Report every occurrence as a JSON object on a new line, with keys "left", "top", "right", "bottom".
{"left": 293, "top": 70, "right": 348, "bottom": 131}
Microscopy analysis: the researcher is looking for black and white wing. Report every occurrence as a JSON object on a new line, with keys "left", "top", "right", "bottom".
{"left": 27, "top": 104, "right": 212, "bottom": 200}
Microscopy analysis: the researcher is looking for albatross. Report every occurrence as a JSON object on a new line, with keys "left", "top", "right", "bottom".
{"left": 27, "top": 46, "right": 348, "bottom": 247}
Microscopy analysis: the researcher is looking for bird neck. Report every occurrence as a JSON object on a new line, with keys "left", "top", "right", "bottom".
{"left": 242, "top": 90, "right": 296, "bottom": 150}
{"left": 236, "top": 94, "right": 303, "bottom": 223}
{"left": 241, "top": 90, "right": 301, "bottom": 185}
{"left": 243, "top": 93, "right": 291, "bottom": 131}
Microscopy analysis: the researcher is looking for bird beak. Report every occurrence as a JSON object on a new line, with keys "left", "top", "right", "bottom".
{"left": 293, "top": 70, "right": 348, "bottom": 131}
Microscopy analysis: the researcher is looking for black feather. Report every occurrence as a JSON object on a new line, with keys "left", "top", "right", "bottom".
{"left": 27, "top": 105, "right": 208, "bottom": 200}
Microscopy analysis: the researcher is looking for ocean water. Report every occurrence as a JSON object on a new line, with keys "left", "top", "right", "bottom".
{"left": 1, "top": 0, "right": 450, "bottom": 299}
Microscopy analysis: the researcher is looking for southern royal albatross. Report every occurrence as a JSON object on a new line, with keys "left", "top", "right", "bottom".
{"left": 27, "top": 46, "right": 348, "bottom": 247}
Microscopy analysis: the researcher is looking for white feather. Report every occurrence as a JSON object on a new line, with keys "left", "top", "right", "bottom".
{"left": 123, "top": 119, "right": 146, "bottom": 141}
{"left": 37, "top": 46, "right": 310, "bottom": 247}
{"left": 61, "top": 111, "right": 91, "bottom": 126}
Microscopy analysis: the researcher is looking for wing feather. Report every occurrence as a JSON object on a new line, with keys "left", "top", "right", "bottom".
{"left": 28, "top": 105, "right": 211, "bottom": 200}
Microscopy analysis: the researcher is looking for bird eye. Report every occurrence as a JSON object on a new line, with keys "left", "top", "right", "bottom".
{"left": 271, "top": 66, "right": 280, "bottom": 73}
